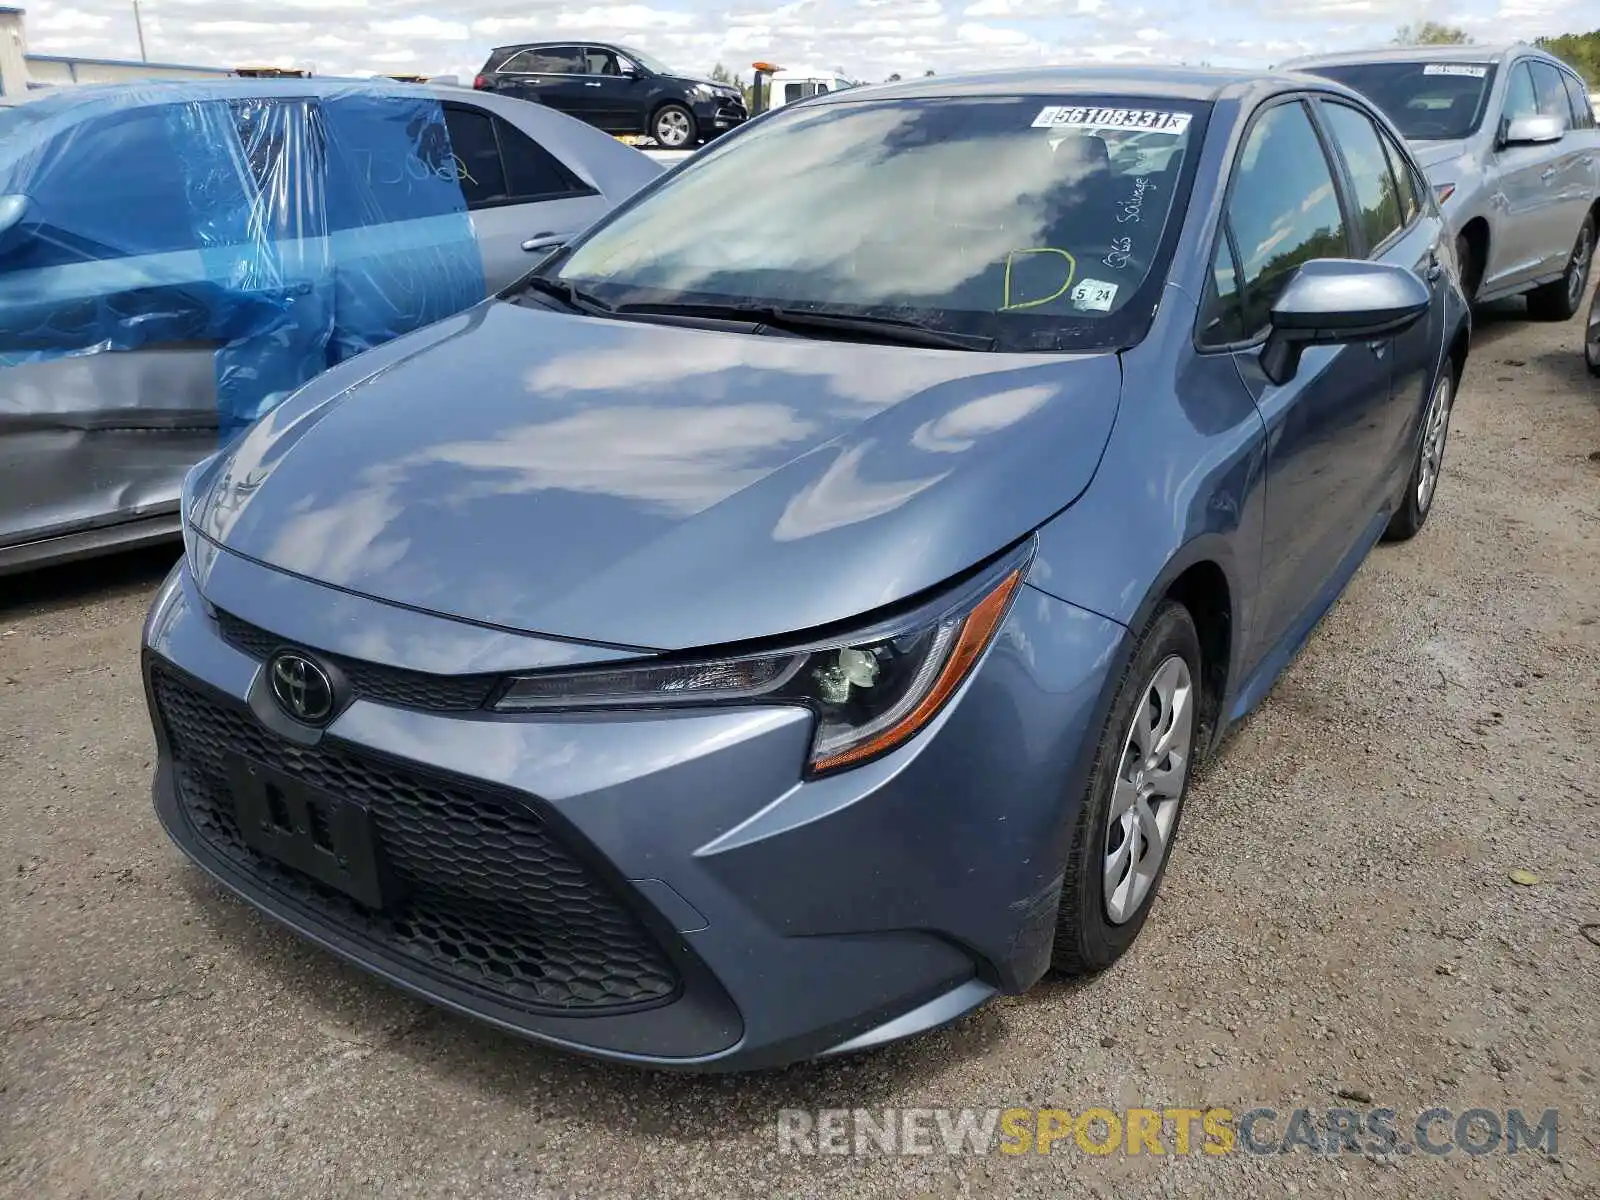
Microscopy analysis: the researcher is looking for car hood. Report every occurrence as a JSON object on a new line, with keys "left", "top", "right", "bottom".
{"left": 1406, "top": 137, "right": 1471, "bottom": 174}
{"left": 194, "top": 301, "right": 1122, "bottom": 651}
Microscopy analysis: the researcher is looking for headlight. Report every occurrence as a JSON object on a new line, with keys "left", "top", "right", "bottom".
{"left": 691, "top": 83, "right": 714, "bottom": 99}
{"left": 494, "top": 552, "right": 1029, "bottom": 775}
{"left": 1433, "top": 182, "right": 1456, "bottom": 204}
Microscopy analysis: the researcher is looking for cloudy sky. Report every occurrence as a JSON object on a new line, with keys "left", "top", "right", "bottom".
{"left": 16, "top": 0, "right": 1596, "bottom": 85}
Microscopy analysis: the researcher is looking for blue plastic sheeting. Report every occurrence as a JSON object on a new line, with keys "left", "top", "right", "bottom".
{"left": 0, "top": 85, "right": 484, "bottom": 436}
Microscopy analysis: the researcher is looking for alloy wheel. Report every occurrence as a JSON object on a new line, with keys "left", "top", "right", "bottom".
{"left": 1567, "top": 223, "right": 1594, "bottom": 311}
{"left": 1416, "top": 371, "right": 1453, "bottom": 513}
{"left": 655, "top": 109, "right": 692, "bottom": 148}
{"left": 1103, "top": 654, "right": 1193, "bottom": 925}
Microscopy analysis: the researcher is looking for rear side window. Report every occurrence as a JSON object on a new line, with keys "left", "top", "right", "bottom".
{"left": 502, "top": 46, "right": 583, "bottom": 74}
{"left": 5, "top": 107, "right": 198, "bottom": 267}
{"left": 1502, "top": 62, "right": 1538, "bottom": 124}
{"left": 1319, "top": 101, "right": 1405, "bottom": 252}
{"left": 442, "top": 106, "right": 595, "bottom": 207}
{"left": 1377, "top": 130, "right": 1420, "bottom": 225}
{"left": 1560, "top": 70, "right": 1596, "bottom": 130}
{"left": 1530, "top": 61, "right": 1573, "bottom": 128}
{"left": 1200, "top": 100, "right": 1352, "bottom": 345}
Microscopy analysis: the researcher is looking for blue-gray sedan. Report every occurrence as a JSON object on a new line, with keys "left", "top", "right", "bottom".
{"left": 144, "top": 67, "right": 1471, "bottom": 1070}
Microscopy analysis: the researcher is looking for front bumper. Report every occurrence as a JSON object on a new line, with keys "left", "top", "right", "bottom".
{"left": 693, "top": 95, "right": 747, "bottom": 133}
{"left": 143, "top": 545, "right": 1125, "bottom": 1070}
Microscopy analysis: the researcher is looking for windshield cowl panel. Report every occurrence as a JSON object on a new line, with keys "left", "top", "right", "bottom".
{"left": 552, "top": 94, "right": 1210, "bottom": 354}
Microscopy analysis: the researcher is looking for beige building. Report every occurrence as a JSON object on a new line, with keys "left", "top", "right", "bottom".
{"left": 0, "top": 6, "right": 234, "bottom": 98}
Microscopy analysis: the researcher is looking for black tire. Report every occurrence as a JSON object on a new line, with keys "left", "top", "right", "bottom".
{"left": 1526, "top": 213, "right": 1595, "bottom": 322}
{"left": 1384, "top": 361, "right": 1456, "bottom": 542}
{"left": 1455, "top": 231, "right": 1481, "bottom": 306}
{"left": 1051, "top": 601, "right": 1201, "bottom": 976}
{"left": 650, "top": 103, "right": 697, "bottom": 149}
{"left": 1586, "top": 284, "right": 1600, "bottom": 378}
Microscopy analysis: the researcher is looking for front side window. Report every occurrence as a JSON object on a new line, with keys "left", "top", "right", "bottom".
{"left": 1530, "top": 61, "right": 1573, "bottom": 128}
{"left": 584, "top": 49, "right": 620, "bottom": 76}
{"left": 1319, "top": 101, "right": 1405, "bottom": 251}
{"left": 1302, "top": 61, "right": 1496, "bottom": 140}
{"left": 553, "top": 95, "right": 1205, "bottom": 352}
{"left": 1202, "top": 99, "right": 1351, "bottom": 343}
{"left": 1502, "top": 62, "right": 1538, "bottom": 125}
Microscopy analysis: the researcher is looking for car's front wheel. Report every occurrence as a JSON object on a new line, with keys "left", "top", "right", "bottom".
{"left": 1526, "top": 213, "right": 1594, "bottom": 321}
{"left": 1384, "top": 364, "right": 1455, "bottom": 541}
{"left": 651, "top": 103, "right": 697, "bottom": 149}
{"left": 1051, "top": 601, "right": 1200, "bottom": 975}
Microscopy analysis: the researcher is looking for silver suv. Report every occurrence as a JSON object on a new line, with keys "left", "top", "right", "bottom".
{"left": 1284, "top": 44, "right": 1599, "bottom": 319}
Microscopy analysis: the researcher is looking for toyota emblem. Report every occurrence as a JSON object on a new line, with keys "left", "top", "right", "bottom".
{"left": 268, "top": 651, "right": 335, "bottom": 724}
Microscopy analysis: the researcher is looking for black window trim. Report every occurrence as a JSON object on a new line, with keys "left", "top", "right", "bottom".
{"left": 1311, "top": 96, "right": 1415, "bottom": 261}
{"left": 1194, "top": 91, "right": 1360, "bottom": 354}
{"left": 442, "top": 101, "right": 598, "bottom": 211}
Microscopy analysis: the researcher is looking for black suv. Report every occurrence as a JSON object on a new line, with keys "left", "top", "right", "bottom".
{"left": 473, "top": 42, "right": 747, "bottom": 148}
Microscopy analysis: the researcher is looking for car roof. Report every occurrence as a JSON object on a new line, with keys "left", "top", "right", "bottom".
{"left": 12, "top": 77, "right": 470, "bottom": 108}
{"left": 803, "top": 65, "right": 1338, "bottom": 106}
{"left": 1280, "top": 43, "right": 1543, "bottom": 69}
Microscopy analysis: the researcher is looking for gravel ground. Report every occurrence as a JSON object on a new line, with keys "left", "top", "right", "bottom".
{"left": 2, "top": 296, "right": 1598, "bottom": 1199}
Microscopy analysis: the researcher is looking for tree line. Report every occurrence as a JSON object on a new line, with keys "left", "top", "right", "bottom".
{"left": 1395, "top": 22, "right": 1600, "bottom": 85}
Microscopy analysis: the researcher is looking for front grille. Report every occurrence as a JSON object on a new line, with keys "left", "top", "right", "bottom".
{"left": 214, "top": 610, "right": 500, "bottom": 713}
{"left": 152, "top": 662, "right": 680, "bottom": 1013}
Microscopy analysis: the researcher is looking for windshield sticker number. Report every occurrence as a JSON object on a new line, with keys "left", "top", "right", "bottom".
{"left": 1103, "top": 236, "right": 1133, "bottom": 270}
{"left": 1072, "top": 278, "right": 1118, "bottom": 312}
{"left": 1033, "top": 106, "right": 1191, "bottom": 134}
{"left": 1000, "top": 247, "right": 1078, "bottom": 311}
{"left": 1423, "top": 64, "right": 1488, "bottom": 77}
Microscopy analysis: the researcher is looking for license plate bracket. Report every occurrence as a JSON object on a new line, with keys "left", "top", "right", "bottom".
{"left": 227, "top": 755, "right": 392, "bottom": 909}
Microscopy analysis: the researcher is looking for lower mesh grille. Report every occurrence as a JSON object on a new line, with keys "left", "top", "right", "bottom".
{"left": 152, "top": 662, "right": 680, "bottom": 1013}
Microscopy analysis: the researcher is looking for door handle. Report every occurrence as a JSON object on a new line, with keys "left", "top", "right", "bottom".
{"left": 1367, "top": 340, "right": 1388, "bottom": 358}
{"left": 584, "top": 82, "right": 602, "bottom": 87}
{"left": 1426, "top": 262, "right": 1444, "bottom": 282}
{"left": 521, "top": 231, "right": 564, "bottom": 253}
{"left": 1540, "top": 166, "right": 1557, "bottom": 181}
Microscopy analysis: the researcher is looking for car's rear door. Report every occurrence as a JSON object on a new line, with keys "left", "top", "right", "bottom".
{"left": 1314, "top": 96, "right": 1446, "bottom": 487}
{"left": 1196, "top": 96, "right": 1392, "bottom": 669}
{"left": 494, "top": 46, "right": 590, "bottom": 118}
{"left": 1529, "top": 59, "right": 1593, "bottom": 273}
{"left": 441, "top": 100, "right": 610, "bottom": 290}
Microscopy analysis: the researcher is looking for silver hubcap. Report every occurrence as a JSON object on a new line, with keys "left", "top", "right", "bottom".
{"left": 1103, "top": 655, "right": 1193, "bottom": 925}
{"left": 656, "top": 110, "right": 691, "bottom": 147}
{"left": 1417, "top": 372, "right": 1453, "bottom": 513}
{"left": 1569, "top": 226, "right": 1593, "bottom": 308}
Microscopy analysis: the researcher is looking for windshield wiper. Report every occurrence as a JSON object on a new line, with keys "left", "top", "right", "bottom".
{"left": 613, "top": 301, "right": 996, "bottom": 351}
{"left": 518, "top": 275, "right": 615, "bottom": 315}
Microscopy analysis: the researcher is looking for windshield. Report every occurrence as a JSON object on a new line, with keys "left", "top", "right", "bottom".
{"left": 619, "top": 47, "right": 679, "bottom": 76}
{"left": 554, "top": 95, "right": 1205, "bottom": 352}
{"left": 1305, "top": 62, "right": 1498, "bottom": 140}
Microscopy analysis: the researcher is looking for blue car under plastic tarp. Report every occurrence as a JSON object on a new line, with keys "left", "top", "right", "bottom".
{"left": 0, "top": 83, "right": 487, "bottom": 565}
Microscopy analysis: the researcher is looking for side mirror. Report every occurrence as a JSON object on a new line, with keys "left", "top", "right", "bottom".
{"left": 1260, "top": 259, "right": 1431, "bottom": 386}
{"left": 1501, "top": 113, "right": 1564, "bottom": 146}
{"left": 0, "top": 194, "right": 30, "bottom": 237}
